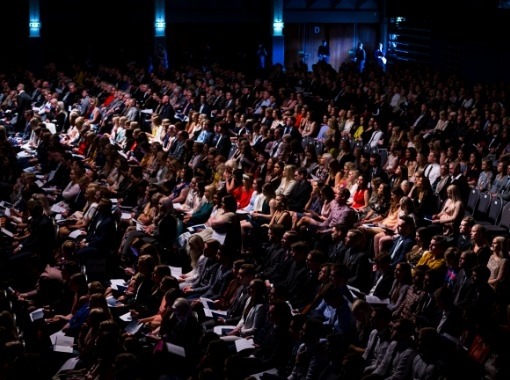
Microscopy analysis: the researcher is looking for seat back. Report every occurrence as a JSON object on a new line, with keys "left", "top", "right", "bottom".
{"left": 474, "top": 191, "right": 491, "bottom": 221}
{"left": 378, "top": 148, "right": 389, "bottom": 168}
{"left": 498, "top": 202, "right": 510, "bottom": 231}
{"left": 487, "top": 196, "right": 504, "bottom": 224}
{"left": 485, "top": 201, "right": 510, "bottom": 238}
{"left": 465, "top": 187, "right": 480, "bottom": 216}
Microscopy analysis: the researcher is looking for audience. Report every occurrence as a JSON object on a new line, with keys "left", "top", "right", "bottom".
{"left": 1, "top": 53, "right": 510, "bottom": 380}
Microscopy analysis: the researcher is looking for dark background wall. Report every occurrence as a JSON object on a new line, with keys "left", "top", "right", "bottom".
{"left": 2, "top": 0, "right": 510, "bottom": 83}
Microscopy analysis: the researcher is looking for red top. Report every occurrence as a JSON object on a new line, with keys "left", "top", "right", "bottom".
{"left": 232, "top": 186, "right": 254, "bottom": 209}
{"left": 351, "top": 189, "right": 367, "bottom": 209}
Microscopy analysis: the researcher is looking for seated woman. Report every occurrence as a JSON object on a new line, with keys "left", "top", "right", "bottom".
{"left": 194, "top": 194, "right": 242, "bottom": 254}
{"left": 358, "top": 181, "right": 391, "bottom": 225}
{"left": 138, "top": 282, "right": 184, "bottom": 330}
{"left": 120, "top": 196, "right": 180, "bottom": 263}
{"left": 169, "top": 167, "right": 193, "bottom": 205}
{"left": 350, "top": 174, "right": 370, "bottom": 212}
{"left": 427, "top": 184, "right": 464, "bottom": 237}
{"left": 261, "top": 194, "right": 292, "bottom": 232}
{"left": 219, "top": 278, "right": 269, "bottom": 342}
{"left": 360, "top": 187, "right": 404, "bottom": 254}
{"left": 294, "top": 184, "right": 335, "bottom": 232}
{"left": 406, "top": 226, "right": 431, "bottom": 268}
{"left": 275, "top": 164, "right": 297, "bottom": 198}
{"left": 232, "top": 173, "right": 255, "bottom": 210}
{"left": 58, "top": 182, "right": 101, "bottom": 240}
{"left": 182, "top": 184, "right": 216, "bottom": 227}
{"left": 176, "top": 176, "right": 205, "bottom": 215}
{"left": 373, "top": 195, "right": 418, "bottom": 257}
{"left": 240, "top": 181, "right": 275, "bottom": 236}
{"left": 407, "top": 169, "right": 438, "bottom": 223}
{"left": 117, "top": 191, "right": 165, "bottom": 262}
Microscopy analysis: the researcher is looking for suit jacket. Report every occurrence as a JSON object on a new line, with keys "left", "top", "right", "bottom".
{"left": 85, "top": 213, "right": 117, "bottom": 252}
{"left": 367, "top": 165, "right": 389, "bottom": 184}
{"left": 196, "top": 129, "right": 214, "bottom": 146}
{"left": 452, "top": 269, "right": 476, "bottom": 308}
{"left": 125, "top": 106, "right": 140, "bottom": 122}
{"left": 434, "top": 175, "right": 451, "bottom": 201}
{"left": 155, "top": 103, "right": 175, "bottom": 121}
{"left": 287, "top": 179, "right": 313, "bottom": 212}
{"left": 343, "top": 248, "right": 371, "bottom": 293}
{"left": 16, "top": 91, "right": 32, "bottom": 129}
{"left": 389, "top": 234, "right": 416, "bottom": 267}
{"left": 197, "top": 102, "right": 212, "bottom": 118}
{"left": 152, "top": 213, "right": 179, "bottom": 252}
{"left": 370, "top": 267, "right": 395, "bottom": 300}
{"left": 21, "top": 214, "right": 56, "bottom": 264}
{"left": 45, "top": 163, "right": 70, "bottom": 190}
{"left": 215, "top": 134, "right": 232, "bottom": 160}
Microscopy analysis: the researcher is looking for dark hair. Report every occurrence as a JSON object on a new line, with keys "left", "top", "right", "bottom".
{"left": 320, "top": 185, "right": 335, "bottom": 201}
{"left": 290, "top": 241, "right": 309, "bottom": 254}
{"left": 406, "top": 147, "right": 417, "bottom": 160}
{"left": 431, "top": 234, "right": 448, "bottom": 250}
{"left": 269, "top": 223, "right": 286, "bottom": 238}
{"left": 374, "top": 252, "right": 391, "bottom": 265}
{"left": 297, "top": 167, "right": 308, "bottom": 177}
{"left": 221, "top": 195, "right": 237, "bottom": 212}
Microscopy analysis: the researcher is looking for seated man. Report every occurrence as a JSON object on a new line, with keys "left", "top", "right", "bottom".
{"left": 74, "top": 198, "right": 117, "bottom": 263}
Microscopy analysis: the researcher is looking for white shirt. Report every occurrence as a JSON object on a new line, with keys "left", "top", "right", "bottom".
{"left": 424, "top": 163, "right": 440, "bottom": 186}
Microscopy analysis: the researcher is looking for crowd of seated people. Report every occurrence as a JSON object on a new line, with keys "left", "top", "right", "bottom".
{"left": 1, "top": 54, "right": 510, "bottom": 380}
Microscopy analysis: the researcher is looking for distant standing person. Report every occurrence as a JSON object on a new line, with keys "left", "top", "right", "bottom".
{"left": 374, "top": 42, "right": 386, "bottom": 72}
{"left": 317, "top": 40, "right": 330, "bottom": 64}
{"left": 256, "top": 43, "right": 268, "bottom": 70}
{"left": 355, "top": 42, "right": 366, "bottom": 73}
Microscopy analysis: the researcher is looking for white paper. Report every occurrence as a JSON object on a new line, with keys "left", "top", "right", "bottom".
{"left": 68, "top": 229, "right": 85, "bottom": 239}
{"left": 1, "top": 228, "right": 13, "bottom": 238}
{"left": 54, "top": 335, "right": 75, "bottom": 353}
{"left": 106, "top": 296, "right": 123, "bottom": 308}
{"left": 121, "top": 212, "right": 131, "bottom": 220}
{"left": 235, "top": 338, "right": 255, "bottom": 352}
{"left": 57, "top": 356, "right": 80, "bottom": 372}
{"left": 110, "top": 279, "right": 128, "bottom": 287}
{"left": 365, "top": 295, "right": 389, "bottom": 305}
{"left": 213, "top": 325, "right": 237, "bottom": 336}
{"left": 120, "top": 311, "right": 133, "bottom": 322}
{"left": 124, "top": 320, "right": 143, "bottom": 335}
{"left": 169, "top": 266, "right": 182, "bottom": 277}
{"left": 204, "top": 308, "right": 228, "bottom": 318}
{"left": 50, "top": 330, "right": 66, "bottom": 345}
{"left": 187, "top": 224, "right": 207, "bottom": 233}
{"left": 200, "top": 297, "right": 215, "bottom": 310}
{"left": 29, "top": 308, "right": 44, "bottom": 322}
{"left": 165, "top": 342, "right": 186, "bottom": 357}
{"left": 50, "top": 203, "right": 67, "bottom": 214}
{"left": 211, "top": 230, "right": 226, "bottom": 245}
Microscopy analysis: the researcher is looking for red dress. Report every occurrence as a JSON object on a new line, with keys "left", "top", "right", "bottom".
{"left": 352, "top": 189, "right": 366, "bottom": 209}
{"left": 232, "top": 186, "right": 254, "bottom": 209}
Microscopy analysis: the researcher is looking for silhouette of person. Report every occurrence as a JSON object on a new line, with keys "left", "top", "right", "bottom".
{"left": 317, "top": 40, "right": 330, "bottom": 64}
{"left": 355, "top": 42, "right": 366, "bottom": 73}
{"left": 256, "top": 43, "right": 268, "bottom": 70}
{"left": 374, "top": 42, "right": 386, "bottom": 72}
